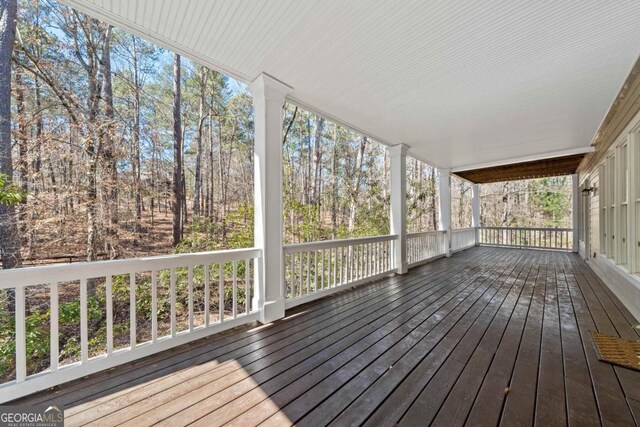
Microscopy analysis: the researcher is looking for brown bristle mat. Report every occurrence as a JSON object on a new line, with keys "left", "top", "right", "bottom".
{"left": 591, "top": 331, "right": 640, "bottom": 372}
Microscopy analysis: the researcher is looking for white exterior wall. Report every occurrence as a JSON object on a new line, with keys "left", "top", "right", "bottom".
{"left": 582, "top": 109, "right": 640, "bottom": 321}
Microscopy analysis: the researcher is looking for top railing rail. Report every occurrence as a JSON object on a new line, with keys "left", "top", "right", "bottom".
{"left": 283, "top": 234, "right": 397, "bottom": 253}
{"left": 479, "top": 226, "right": 572, "bottom": 232}
{"left": 0, "top": 248, "right": 261, "bottom": 289}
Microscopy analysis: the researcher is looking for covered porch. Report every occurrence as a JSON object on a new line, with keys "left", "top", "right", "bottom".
{"left": 11, "top": 247, "right": 640, "bottom": 426}
{"left": 1, "top": 1, "right": 640, "bottom": 426}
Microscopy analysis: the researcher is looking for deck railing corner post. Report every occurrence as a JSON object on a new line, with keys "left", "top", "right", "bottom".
{"left": 438, "top": 168, "right": 452, "bottom": 257}
{"left": 388, "top": 144, "right": 410, "bottom": 274}
{"left": 249, "top": 72, "right": 292, "bottom": 324}
{"left": 472, "top": 184, "right": 480, "bottom": 246}
{"left": 572, "top": 174, "right": 580, "bottom": 253}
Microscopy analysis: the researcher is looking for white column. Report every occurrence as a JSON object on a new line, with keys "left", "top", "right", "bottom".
{"left": 249, "top": 73, "right": 292, "bottom": 324}
{"left": 438, "top": 168, "right": 452, "bottom": 257}
{"left": 389, "top": 144, "right": 409, "bottom": 274}
{"left": 572, "top": 174, "right": 579, "bottom": 253}
{"left": 471, "top": 183, "right": 480, "bottom": 245}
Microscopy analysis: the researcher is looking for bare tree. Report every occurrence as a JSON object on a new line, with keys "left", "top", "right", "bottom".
{"left": 312, "top": 116, "right": 324, "bottom": 204}
{"left": 0, "top": 0, "right": 20, "bottom": 269}
{"left": 172, "top": 53, "right": 183, "bottom": 245}
{"left": 101, "top": 24, "right": 118, "bottom": 258}
{"left": 193, "top": 66, "right": 207, "bottom": 217}
{"left": 348, "top": 136, "right": 367, "bottom": 232}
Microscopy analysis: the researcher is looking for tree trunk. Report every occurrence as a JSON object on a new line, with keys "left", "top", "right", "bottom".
{"left": 193, "top": 66, "right": 206, "bottom": 217}
{"left": 81, "top": 16, "right": 102, "bottom": 263}
{"left": 172, "top": 53, "right": 183, "bottom": 246}
{"left": 312, "top": 116, "right": 324, "bottom": 204}
{"left": 430, "top": 167, "right": 437, "bottom": 229}
{"left": 14, "top": 70, "right": 28, "bottom": 200}
{"left": 0, "top": 0, "right": 20, "bottom": 269}
{"left": 501, "top": 183, "right": 509, "bottom": 226}
{"left": 101, "top": 25, "right": 118, "bottom": 258}
{"left": 131, "top": 36, "right": 142, "bottom": 224}
{"left": 33, "top": 77, "right": 42, "bottom": 182}
{"left": 348, "top": 136, "right": 366, "bottom": 233}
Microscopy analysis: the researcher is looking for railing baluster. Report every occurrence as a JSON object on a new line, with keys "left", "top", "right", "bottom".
{"left": 360, "top": 244, "right": 364, "bottom": 278}
{"left": 81, "top": 278, "right": 88, "bottom": 362}
{"left": 321, "top": 249, "right": 325, "bottom": 290}
{"left": 290, "top": 253, "right": 295, "bottom": 298}
{"left": 354, "top": 245, "right": 358, "bottom": 280}
{"left": 204, "top": 265, "right": 210, "bottom": 326}
{"left": 331, "top": 247, "right": 335, "bottom": 288}
{"left": 245, "top": 258, "right": 250, "bottom": 314}
{"left": 353, "top": 245, "right": 357, "bottom": 280}
{"left": 298, "top": 252, "right": 303, "bottom": 296}
{"left": 352, "top": 245, "right": 356, "bottom": 281}
{"left": 15, "top": 286, "right": 26, "bottom": 382}
{"left": 50, "top": 283, "right": 59, "bottom": 372}
{"left": 361, "top": 244, "right": 366, "bottom": 278}
{"left": 106, "top": 275, "right": 113, "bottom": 355}
{"left": 130, "top": 273, "right": 137, "bottom": 348}
{"left": 313, "top": 251, "right": 318, "bottom": 292}
{"left": 232, "top": 260, "right": 238, "bottom": 319}
{"left": 170, "top": 268, "right": 176, "bottom": 337}
{"left": 188, "top": 266, "right": 194, "bottom": 331}
{"left": 306, "top": 251, "right": 311, "bottom": 294}
{"left": 152, "top": 270, "right": 158, "bottom": 341}
{"left": 339, "top": 246, "right": 344, "bottom": 285}
{"left": 219, "top": 262, "right": 224, "bottom": 323}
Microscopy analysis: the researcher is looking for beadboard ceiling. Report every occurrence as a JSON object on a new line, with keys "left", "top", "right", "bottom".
{"left": 61, "top": 0, "right": 640, "bottom": 170}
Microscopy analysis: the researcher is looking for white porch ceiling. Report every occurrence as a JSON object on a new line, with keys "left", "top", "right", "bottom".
{"left": 62, "top": 0, "right": 640, "bottom": 170}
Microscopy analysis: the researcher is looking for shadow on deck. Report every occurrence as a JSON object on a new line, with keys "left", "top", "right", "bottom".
{"left": 12, "top": 247, "right": 640, "bottom": 426}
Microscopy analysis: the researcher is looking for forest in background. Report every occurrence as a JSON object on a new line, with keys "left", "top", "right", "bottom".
{"left": 450, "top": 175, "right": 573, "bottom": 229}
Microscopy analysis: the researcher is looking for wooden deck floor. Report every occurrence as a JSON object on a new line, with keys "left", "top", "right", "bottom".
{"left": 13, "top": 247, "right": 640, "bottom": 426}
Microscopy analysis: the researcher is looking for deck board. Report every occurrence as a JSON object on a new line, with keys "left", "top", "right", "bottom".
{"left": 10, "top": 247, "right": 640, "bottom": 426}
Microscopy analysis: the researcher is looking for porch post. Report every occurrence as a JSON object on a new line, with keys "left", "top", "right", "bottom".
{"left": 471, "top": 183, "right": 480, "bottom": 245}
{"left": 249, "top": 73, "right": 292, "bottom": 324}
{"left": 438, "top": 168, "right": 452, "bottom": 257}
{"left": 572, "top": 174, "right": 579, "bottom": 253}
{"left": 389, "top": 144, "right": 409, "bottom": 274}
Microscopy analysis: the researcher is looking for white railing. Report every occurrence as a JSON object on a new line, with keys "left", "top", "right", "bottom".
{"left": 479, "top": 227, "right": 573, "bottom": 250}
{"left": 0, "top": 247, "right": 261, "bottom": 402}
{"left": 407, "top": 231, "right": 447, "bottom": 266}
{"left": 451, "top": 228, "right": 477, "bottom": 252}
{"left": 283, "top": 235, "right": 397, "bottom": 308}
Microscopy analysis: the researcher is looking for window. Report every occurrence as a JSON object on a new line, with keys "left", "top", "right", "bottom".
{"left": 598, "top": 130, "right": 640, "bottom": 276}
{"left": 633, "top": 132, "right": 640, "bottom": 273}
{"left": 600, "top": 162, "right": 608, "bottom": 256}
{"left": 608, "top": 154, "right": 616, "bottom": 261}
{"left": 617, "top": 142, "right": 628, "bottom": 268}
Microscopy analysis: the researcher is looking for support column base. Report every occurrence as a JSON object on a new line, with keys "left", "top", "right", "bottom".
{"left": 396, "top": 262, "right": 409, "bottom": 274}
{"left": 259, "top": 298, "right": 285, "bottom": 324}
